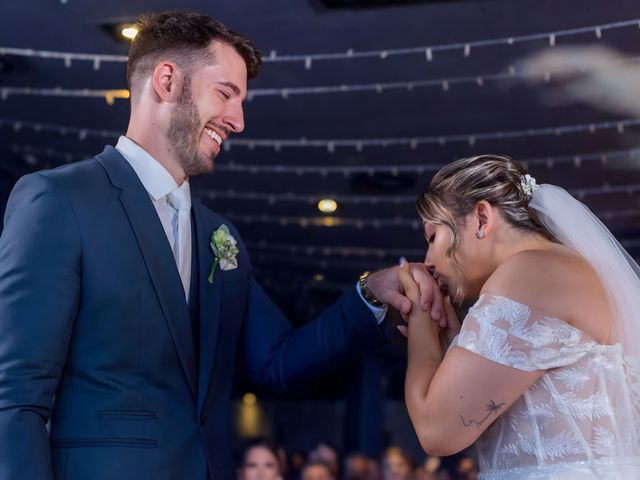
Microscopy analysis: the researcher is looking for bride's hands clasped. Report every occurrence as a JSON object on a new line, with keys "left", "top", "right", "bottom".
{"left": 397, "top": 261, "right": 461, "bottom": 355}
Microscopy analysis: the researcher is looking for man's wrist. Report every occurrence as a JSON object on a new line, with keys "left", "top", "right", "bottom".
{"left": 358, "top": 271, "right": 384, "bottom": 307}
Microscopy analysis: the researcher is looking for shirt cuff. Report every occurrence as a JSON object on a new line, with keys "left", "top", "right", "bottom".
{"left": 355, "top": 282, "right": 388, "bottom": 324}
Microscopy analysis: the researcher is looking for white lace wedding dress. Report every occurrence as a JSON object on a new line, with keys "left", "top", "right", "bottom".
{"left": 452, "top": 293, "right": 640, "bottom": 480}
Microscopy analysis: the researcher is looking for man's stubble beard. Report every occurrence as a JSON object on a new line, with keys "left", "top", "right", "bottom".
{"left": 167, "top": 79, "right": 215, "bottom": 177}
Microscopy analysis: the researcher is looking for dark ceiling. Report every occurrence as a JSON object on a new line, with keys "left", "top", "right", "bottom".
{"left": 2, "top": 0, "right": 640, "bottom": 323}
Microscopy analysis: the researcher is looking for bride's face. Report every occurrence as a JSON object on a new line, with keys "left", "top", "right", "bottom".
{"left": 423, "top": 222, "right": 457, "bottom": 299}
{"left": 423, "top": 215, "right": 489, "bottom": 302}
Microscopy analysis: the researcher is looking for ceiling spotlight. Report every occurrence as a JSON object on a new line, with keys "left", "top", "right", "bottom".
{"left": 317, "top": 198, "right": 338, "bottom": 213}
{"left": 242, "top": 393, "right": 257, "bottom": 406}
{"left": 121, "top": 26, "right": 139, "bottom": 40}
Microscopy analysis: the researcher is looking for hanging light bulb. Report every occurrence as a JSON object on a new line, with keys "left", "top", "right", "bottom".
{"left": 317, "top": 199, "right": 338, "bottom": 213}
{"left": 121, "top": 25, "right": 139, "bottom": 40}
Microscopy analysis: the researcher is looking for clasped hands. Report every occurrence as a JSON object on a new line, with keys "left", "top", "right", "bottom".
{"left": 366, "top": 262, "right": 461, "bottom": 350}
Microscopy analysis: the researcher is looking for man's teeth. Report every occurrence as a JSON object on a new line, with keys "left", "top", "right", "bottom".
{"left": 205, "top": 128, "right": 222, "bottom": 146}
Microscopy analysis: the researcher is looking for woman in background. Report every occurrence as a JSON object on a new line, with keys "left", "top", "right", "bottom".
{"left": 238, "top": 438, "right": 284, "bottom": 480}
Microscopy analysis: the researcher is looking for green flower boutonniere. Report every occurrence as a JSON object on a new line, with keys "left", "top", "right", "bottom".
{"left": 207, "top": 224, "right": 239, "bottom": 284}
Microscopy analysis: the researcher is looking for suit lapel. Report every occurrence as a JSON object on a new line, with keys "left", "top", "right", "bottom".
{"left": 192, "top": 198, "right": 223, "bottom": 411}
{"left": 96, "top": 147, "right": 198, "bottom": 401}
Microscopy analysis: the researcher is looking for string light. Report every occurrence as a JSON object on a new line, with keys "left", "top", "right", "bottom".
{"left": 2, "top": 18, "right": 639, "bottom": 67}
{"left": 250, "top": 18, "right": 640, "bottom": 63}
{"left": 200, "top": 183, "right": 640, "bottom": 206}
{"left": 251, "top": 252, "right": 388, "bottom": 269}
{"left": 5, "top": 55, "right": 640, "bottom": 102}
{"left": 5, "top": 118, "right": 639, "bottom": 151}
{"left": 225, "top": 118, "right": 640, "bottom": 150}
{"left": 0, "top": 87, "right": 130, "bottom": 104}
{"left": 246, "top": 242, "right": 425, "bottom": 258}
{"left": 219, "top": 208, "right": 640, "bottom": 229}
{"left": 248, "top": 239, "right": 640, "bottom": 258}
{"left": 10, "top": 143, "right": 640, "bottom": 178}
{"left": 223, "top": 213, "right": 422, "bottom": 229}
{"left": 1, "top": 119, "right": 120, "bottom": 139}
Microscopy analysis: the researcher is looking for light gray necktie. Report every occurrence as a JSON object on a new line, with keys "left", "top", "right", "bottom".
{"left": 167, "top": 183, "right": 192, "bottom": 300}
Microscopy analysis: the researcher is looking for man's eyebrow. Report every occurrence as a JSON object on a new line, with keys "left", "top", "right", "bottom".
{"left": 217, "top": 81, "right": 241, "bottom": 96}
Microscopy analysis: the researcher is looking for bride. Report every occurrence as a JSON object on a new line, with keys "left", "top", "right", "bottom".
{"left": 397, "top": 154, "right": 640, "bottom": 479}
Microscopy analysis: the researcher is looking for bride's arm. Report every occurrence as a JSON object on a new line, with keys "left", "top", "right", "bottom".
{"left": 398, "top": 262, "right": 544, "bottom": 456}
{"left": 409, "top": 346, "right": 543, "bottom": 456}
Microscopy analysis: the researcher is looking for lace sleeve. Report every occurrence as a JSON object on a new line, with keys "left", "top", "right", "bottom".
{"left": 456, "top": 294, "right": 595, "bottom": 372}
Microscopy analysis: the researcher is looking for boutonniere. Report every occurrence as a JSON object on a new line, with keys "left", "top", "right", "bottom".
{"left": 207, "top": 224, "right": 239, "bottom": 284}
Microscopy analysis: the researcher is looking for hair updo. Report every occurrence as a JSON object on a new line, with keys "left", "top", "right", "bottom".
{"left": 416, "top": 154, "right": 553, "bottom": 302}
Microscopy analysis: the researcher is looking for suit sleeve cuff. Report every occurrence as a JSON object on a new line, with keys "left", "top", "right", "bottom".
{"left": 355, "top": 282, "right": 388, "bottom": 324}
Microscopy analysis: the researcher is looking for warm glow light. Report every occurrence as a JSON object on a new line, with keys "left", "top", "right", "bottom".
{"left": 322, "top": 217, "right": 338, "bottom": 227}
{"left": 121, "top": 26, "right": 139, "bottom": 40}
{"left": 458, "top": 458, "right": 474, "bottom": 473}
{"left": 313, "top": 274, "right": 325, "bottom": 282}
{"left": 104, "top": 89, "right": 130, "bottom": 105}
{"left": 317, "top": 199, "right": 338, "bottom": 213}
{"left": 242, "top": 393, "right": 257, "bottom": 406}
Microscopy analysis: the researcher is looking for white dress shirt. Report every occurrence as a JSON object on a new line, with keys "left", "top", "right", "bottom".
{"left": 114, "top": 135, "right": 387, "bottom": 322}
{"left": 115, "top": 136, "right": 192, "bottom": 299}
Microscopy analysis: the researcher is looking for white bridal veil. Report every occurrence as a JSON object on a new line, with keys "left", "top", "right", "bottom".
{"left": 529, "top": 184, "right": 640, "bottom": 453}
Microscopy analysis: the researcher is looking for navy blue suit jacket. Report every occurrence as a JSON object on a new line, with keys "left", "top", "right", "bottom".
{"left": 0, "top": 147, "right": 388, "bottom": 480}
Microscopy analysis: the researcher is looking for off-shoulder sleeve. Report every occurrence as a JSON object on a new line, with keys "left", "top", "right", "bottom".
{"left": 455, "top": 294, "right": 595, "bottom": 372}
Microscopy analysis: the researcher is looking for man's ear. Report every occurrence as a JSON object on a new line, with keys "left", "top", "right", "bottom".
{"left": 475, "top": 200, "right": 494, "bottom": 234}
{"left": 150, "top": 61, "right": 184, "bottom": 102}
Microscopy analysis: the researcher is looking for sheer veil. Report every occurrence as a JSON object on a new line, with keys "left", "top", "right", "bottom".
{"left": 528, "top": 184, "right": 640, "bottom": 452}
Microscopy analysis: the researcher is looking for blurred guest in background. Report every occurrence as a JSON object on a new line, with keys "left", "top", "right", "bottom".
{"left": 289, "top": 451, "right": 307, "bottom": 480}
{"left": 344, "top": 452, "right": 370, "bottom": 480}
{"left": 237, "top": 438, "right": 284, "bottom": 480}
{"left": 381, "top": 447, "right": 413, "bottom": 480}
{"left": 308, "top": 442, "right": 341, "bottom": 479}
{"left": 368, "top": 458, "right": 382, "bottom": 480}
{"left": 413, "top": 456, "right": 451, "bottom": 480}
{"left": 455, "top": 457, "right": 476, "bottom": 480}
{"left": 301, "top": 461, "right": 335, "bottom": 480}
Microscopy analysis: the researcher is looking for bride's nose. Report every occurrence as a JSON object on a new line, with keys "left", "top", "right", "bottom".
{"left": 424, "top": 252, "right": 436, "bottom": 273}
{"left": 424, "top": 260, "right": 437, "bottom": 279}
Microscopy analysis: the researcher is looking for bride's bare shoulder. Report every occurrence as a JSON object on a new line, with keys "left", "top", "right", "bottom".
{"left": 482, "top": 246, "right": 610, "bottom": 341}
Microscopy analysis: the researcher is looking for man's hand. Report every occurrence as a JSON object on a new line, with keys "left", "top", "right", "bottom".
{"left": 366, "top": 262, "right": 445, "bottom": 324}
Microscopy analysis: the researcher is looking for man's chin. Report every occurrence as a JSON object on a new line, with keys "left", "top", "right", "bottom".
{"left": 203, "top": 162, "right": 215, "bottom": 174}
{"left": 184, "top": 153, "right": 216, "bottom": 177}
{"left": 203, "top": 154, "right": 216, "bottom": 173}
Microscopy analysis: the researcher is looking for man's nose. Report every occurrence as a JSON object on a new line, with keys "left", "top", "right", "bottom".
{"left": 222, "top": 102, "right": 244, "bottom": 133}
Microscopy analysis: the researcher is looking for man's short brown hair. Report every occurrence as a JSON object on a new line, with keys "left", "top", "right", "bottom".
{"left": 127, "top": 11, "right": 261, "bottom": 95}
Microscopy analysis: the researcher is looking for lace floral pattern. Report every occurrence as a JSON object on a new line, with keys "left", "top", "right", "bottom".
{"left": 455, "top": 294, "right": 640, "bottom": 479}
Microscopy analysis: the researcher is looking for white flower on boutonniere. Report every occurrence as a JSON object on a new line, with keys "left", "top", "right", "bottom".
{"left": 208, "top": 224, "right": 239, "bottom": 284}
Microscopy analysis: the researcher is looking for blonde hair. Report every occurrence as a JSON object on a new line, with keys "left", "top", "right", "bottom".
{"left": 417, "top": 154, "right": 553, "bottom": 302}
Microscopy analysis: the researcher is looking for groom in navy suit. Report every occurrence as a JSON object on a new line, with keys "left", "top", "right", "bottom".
{"left": 0, "top": 11, "right": 440, "bottom": 480}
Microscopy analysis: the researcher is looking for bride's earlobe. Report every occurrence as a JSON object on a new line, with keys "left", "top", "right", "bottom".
{"left": 475, "top": 201, "right": 494, "bottom": 237}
